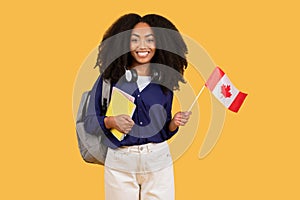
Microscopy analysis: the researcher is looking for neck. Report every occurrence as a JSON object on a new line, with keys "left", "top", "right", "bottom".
{"left": 131, "top": 63, "right": 150, "bottom": 76}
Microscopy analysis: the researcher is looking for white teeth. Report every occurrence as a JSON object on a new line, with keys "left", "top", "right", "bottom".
{"left": 137, "top": 52, "right": 149, "bottom": 57}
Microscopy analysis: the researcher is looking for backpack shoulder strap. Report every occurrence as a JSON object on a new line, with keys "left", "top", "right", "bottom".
{"left": 101, "top": 79, "right": 111, "bottom": 115}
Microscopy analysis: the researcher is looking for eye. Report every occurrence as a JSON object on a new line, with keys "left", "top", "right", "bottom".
{"left": 146, "top": 37, "right": 155, "bottom": 43}
{"left": 131, "top": 37, "right": 139, "bottom": 43}
{"left": 146, "top": 38, "right": 155, "bottom": 43}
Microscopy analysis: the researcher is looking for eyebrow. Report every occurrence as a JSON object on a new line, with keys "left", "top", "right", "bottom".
{"left": 131, "top": 33, "right": 154, "bottom": 38}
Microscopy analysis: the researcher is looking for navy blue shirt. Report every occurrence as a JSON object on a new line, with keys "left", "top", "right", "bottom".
{"left": 84, "top": 76, "right": 178, "bottom": 149}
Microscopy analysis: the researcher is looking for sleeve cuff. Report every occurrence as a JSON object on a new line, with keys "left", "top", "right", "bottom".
{"left": 169, "top": 126, "right": 179, "bottom": 135}
{"left": 98, "top": 116, "right": 111, "bottom": 135}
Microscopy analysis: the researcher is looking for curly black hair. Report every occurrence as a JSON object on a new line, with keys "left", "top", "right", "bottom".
{"left": 95, "top": 13, "right": 188, "bottom": 91}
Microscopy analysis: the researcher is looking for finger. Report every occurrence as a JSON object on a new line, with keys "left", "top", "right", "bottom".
{"left": 182, "top": 116, "right": 190, "bottom": 121}
{"left": 181, "top": 118, "right": 188, "bottom": 123}
{"left": 181, "top": 120, "right": 188, "bottom": 126}
{"left": 174, "top": 120, "right": 181, "bottom": 126}
{"left": 178, "top": 121, "right": 185, "bottom": 126}
{"left": 175, "top": 115, "right": 182, "bottom": 121}
{"left": 183, "top": 112, "right": 191, "bottom": 120}
{"left": 124, "top": 116, "right": 135, "bottom": 124}
{"left": 122, "top": 125, "right": 129, "bottom": 133}
{"left": 180, "top": 120, "right": 188, "bottom": 125}
{"left": 177, "top": 119, "right": 184, "bottom": 126}
{"left": 183, "top": 111, "right": 191, "bottom": 117}
{"left": 125, "top": 126, "right": 133, "bottom": 133}
{"left": 126, "top": 121, "right": 134, "bottom": 127}
{"left": 126, "top": 125, "right": 132, "bottom": 131}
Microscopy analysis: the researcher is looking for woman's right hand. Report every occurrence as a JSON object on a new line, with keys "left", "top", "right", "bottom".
{"left": 104, "top": 115, "right": 135, "bottom": 134}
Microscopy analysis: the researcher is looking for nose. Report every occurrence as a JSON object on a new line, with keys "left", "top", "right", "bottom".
{"left": 139, "top": 39, "right": 147, "bottom": 48}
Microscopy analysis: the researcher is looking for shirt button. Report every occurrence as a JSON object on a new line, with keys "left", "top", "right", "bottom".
{"left": 137, "top": 95, "right": 140, "bottom": 97}
{"left": 140, "top": 122, "right": 143, "bottom": 125}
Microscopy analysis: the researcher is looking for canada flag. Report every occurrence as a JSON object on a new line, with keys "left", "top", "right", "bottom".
{"left": 205, "top": 67, "right": 247, "bottom": 112}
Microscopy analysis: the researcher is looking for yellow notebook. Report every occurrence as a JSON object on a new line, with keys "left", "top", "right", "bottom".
{"left": 106, "top": 87, "right": 136, "bottom": 141}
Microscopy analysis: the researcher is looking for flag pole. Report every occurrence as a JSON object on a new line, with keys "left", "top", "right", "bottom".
{"left": 188, "top": 85, "right": 205, "bottom": 112}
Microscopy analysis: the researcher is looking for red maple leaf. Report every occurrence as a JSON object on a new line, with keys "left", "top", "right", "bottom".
{"left": 221, "top": 84, "right": 232, "bottom": 98}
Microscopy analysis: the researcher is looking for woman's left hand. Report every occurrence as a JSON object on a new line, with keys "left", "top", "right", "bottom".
{"left": 173, "top": 111, "right": 192, "bottom": 126}
{"left": 169, "top": 111, "right": 192, "bottom": 131}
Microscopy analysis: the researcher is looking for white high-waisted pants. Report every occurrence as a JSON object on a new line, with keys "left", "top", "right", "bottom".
{"left": 104, "top": 141, "right": 174, "bottom": 200}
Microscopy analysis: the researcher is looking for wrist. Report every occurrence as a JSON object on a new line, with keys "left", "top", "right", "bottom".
{"left": 169, "top": 119, "right": 179, "bottom": 132}
{"left": 104, "top": 116, "right": 114, "bottom": 129}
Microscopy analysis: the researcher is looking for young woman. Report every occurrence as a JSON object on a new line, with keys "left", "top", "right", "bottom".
{"left": 86, "top": 13, "right": 191, "bottom": 200}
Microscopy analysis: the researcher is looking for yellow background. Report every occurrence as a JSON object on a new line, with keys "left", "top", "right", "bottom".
{"left": 1, "top": 0, "right": 299, "bottom": 199}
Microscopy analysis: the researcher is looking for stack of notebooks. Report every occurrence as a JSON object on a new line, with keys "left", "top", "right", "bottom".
{"left": 106, "top": 87, "right": 136, "bottom": 141}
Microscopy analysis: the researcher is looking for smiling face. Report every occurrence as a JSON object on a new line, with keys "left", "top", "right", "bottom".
{"left": 130, "top": 22, "right": 156, "bottom": 67}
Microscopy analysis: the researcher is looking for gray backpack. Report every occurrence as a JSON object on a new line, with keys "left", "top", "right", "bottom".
{"left": 76, "top": 79, "right": 111, "bottom": 165}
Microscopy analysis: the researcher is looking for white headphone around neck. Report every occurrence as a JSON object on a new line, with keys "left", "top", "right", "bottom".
{"left": 124, "top": 66, "right": 161, "bottom": 82}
